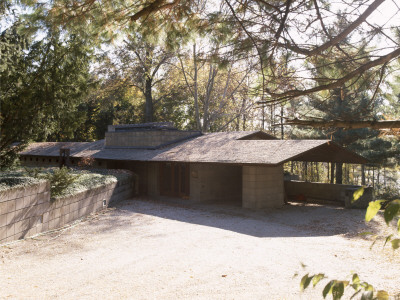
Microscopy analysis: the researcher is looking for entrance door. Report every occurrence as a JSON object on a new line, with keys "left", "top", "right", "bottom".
{"left": 160, "top": 163, "right": 190, "bottom": 198}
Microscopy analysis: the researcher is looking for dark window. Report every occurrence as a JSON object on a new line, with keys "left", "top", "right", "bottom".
{"left": 160, "top": 163, "right": 189, "bottom": 198}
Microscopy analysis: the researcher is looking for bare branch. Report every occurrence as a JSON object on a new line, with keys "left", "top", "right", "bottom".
{"left": 284, "top": 118, "right": 400, "bottom": 129}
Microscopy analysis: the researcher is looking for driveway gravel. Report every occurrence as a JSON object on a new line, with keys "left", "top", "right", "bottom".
{"left": 0, "top": 198, "right": 399, "bottom": 299}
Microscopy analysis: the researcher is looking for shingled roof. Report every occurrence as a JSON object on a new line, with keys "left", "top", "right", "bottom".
{"left": 20, "top": 131, "right": 367, "bottom": 165}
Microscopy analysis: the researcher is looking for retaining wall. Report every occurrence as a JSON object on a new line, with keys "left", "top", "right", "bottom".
{"left": 0, "top": 177, "right": 134, "bottom": 244}
{"left": 284, "top": 180, "right": 374, "bottom": 208}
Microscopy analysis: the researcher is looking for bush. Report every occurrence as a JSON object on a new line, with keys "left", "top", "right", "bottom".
{"left": 41, "top": 167, "right": 80, "bottom": 198}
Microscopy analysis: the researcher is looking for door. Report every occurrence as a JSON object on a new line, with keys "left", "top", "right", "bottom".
{"left": 160, "top": 162, "right": 190, "bottom": 198}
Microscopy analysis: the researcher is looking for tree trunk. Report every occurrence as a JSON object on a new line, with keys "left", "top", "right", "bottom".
{"left": 280, "top": 105, "right": 284, "bottom": 139}
{"left": 304, "top": 162, "right": 308, "bottom": 182}
{"left": 336, "top": 162, "right": 343, "bottom": 184}
{"left": 327, "top": 163, "right": 330, "bottom": 183}
{"left": 377, "top": 167, "right": 380, "bottom": 187}
{"left": 361, "top": 164, "right": 366, "bottom": 185}
{"left": 144, "top": 77, "right": 153, "bottom": 123}
{"left": 193, "top": 44, "right": 201, "bottom": 131}
{"left": 372, "top": 167, "right": 375, "bottom": 188}
{"left": 384, "top": 167, "right": 386, "bottom": 187}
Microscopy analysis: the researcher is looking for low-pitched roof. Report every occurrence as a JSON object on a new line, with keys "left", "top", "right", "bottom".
{"left": 20, "top": 131, "right": 367, "bottom": 165}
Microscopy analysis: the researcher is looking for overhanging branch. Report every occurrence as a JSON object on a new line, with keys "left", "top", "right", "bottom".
{"left": 284, "top": 118, "right": 400, "bottom": 129}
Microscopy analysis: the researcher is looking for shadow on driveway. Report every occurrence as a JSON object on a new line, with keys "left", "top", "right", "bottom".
{"left": 102, "top": 197, "right": 380, "bottom": 239}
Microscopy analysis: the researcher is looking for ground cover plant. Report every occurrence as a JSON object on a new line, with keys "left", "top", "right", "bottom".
{"left": 1, "top": 167, "right": 132, "bottom": 200}
{"left": 0, "top": 170, "right": 45, "bottom": 192}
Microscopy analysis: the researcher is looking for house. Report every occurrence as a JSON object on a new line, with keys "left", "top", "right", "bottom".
{"left": 19, "top": 122, "right": 368, "bottom": 208}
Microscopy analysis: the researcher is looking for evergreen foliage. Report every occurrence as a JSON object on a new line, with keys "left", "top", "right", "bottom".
{"left": 0, "top": 20, "right": 92, "bottom": 168}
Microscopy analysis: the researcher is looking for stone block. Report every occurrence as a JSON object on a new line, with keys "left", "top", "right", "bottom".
{"left": 48, "top": 218, "right": 56, "bottom": 230}
{"left": 6, "top": 211, "right": 15, "bottom": 225}
{"left": 64, "top": 213, "right": 71, "bottom": 224}
{"left": 6, "top": 200, "right": 16, "bottom": 213}
{"left": 61, "top": 204, "right": 70, "bottom": 215}
{"left": 0, "top": 202, "right": 7, "bottom": 215}
{"left": 38, "top": 191, "right": 50, "bottom": 204}
{"left": 41, "top": 222, "right": 49, "bottom": 232}
{"left": 0, "top": 214, "right": 6, "bottom": 227}
{"left": 6, "top": 223, "right": 15, "bottom": 237}
{"left": 14, "top": 209, "right": 25, "bottom": 222}
{"left": 14, "top": 220, "right": 24, "bottom": 235}
{"left": 0, "top": 226, "right": 6, "bottom": 241}
{"left": 52, "top": 217, "right": 61, "bottom": 229}
{"left": 25, "top": 226, "right": 37, "bottom": 238}
{"left": 38, "top": 181, "right": 50, "bottom": 194}
{"left": 51, "top": 208, "right": 61, "bottom": 220}
{"left": 30, "top": 216, "right": 42, "bottom": 227}
{"left": 15, "top": 196, "right": 23, "bottom": 210}
{"left": 54, "top": 198, "right": 63, "bottom": 209}
{"left": 42, "top": 211, "right": 50, "bottom": 223}
{"left": 14, "top": 186, "right": 25, "bottom": 199}
{"left": 24, "top": 195, "right": 35, "bottom": 208}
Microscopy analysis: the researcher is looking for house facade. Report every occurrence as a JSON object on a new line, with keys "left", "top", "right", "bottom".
{"left": 19, "top": 122, "right": 368, "bottom": 209}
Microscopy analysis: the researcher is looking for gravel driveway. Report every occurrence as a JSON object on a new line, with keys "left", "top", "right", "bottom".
{"left": 1, "top": 198, "right": 399, "bottom": 299}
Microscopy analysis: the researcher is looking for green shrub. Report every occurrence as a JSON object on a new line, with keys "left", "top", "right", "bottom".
{"left": 41, "top": 167, "right": 80, "bottom": 198}
{"left": 24, "top": 167, "right": 42, "bottom": 178}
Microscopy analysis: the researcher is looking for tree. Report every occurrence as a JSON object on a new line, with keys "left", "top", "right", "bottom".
{"left": 29, "top": 0, "right": 399, "bottom": 105}
{"left": 115, "top": 35, "right": 173, "bottom": 122}
{"left": 178, "top": 43, "right": 256, "bottom": 132}
{"left": 0, "top": 21, "right": 92, "bottom": 168}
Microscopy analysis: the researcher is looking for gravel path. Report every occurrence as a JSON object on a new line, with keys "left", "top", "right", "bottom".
{"left": 0, "top": 199, "right": 399, "bottom": 299}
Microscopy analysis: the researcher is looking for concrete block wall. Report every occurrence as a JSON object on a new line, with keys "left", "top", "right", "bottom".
{"left": 190, "top": 163, "right": 242, "bottom": 203}
{"left": 284, "top": 180, "right": 374, "bottom": 207}
{"left": 105, "top": 130, "right": 199, "bottom": 148}
{"left": 242, "top": 165, "right": 284, "bottom": 209}
{"left": 0, "top": 177, "right": 134, "bottom": 244}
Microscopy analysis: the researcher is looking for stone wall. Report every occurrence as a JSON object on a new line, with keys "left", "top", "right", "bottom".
{"left": 242, "top": 165, "right": 284, "bottom": 209}
{"left": 284, "top": 180, "right": 374, "bottom": 208}
{"left": 105, "top": 130, "right": 200, "bottom": 148}
{"left": 0, "top": 177, "right": 134, "bottom": 244}
{"left": 190, "top": 163, "right": 242, "bottom": 204}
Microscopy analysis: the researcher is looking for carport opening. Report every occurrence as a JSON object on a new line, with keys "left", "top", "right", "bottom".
{"left": 284, "top": 161, "right": 370, "bottom": 206}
